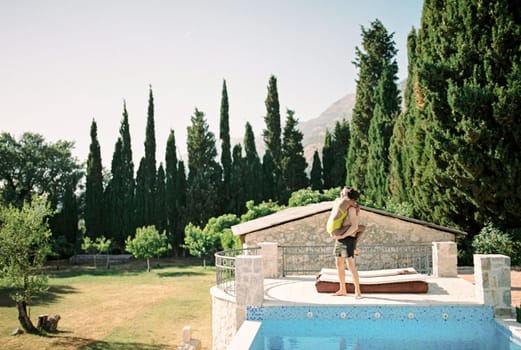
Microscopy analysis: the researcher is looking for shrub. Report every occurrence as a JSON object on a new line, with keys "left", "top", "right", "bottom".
{"left": 472, "top": 222, "right": 516, "bottom": 260}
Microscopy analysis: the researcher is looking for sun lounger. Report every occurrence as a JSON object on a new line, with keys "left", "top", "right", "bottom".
{"left": 315, "top": 267, "right": 429, "bottom": 293}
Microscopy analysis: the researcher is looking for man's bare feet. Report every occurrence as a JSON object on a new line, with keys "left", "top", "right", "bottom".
{"left": 355, "top": 294, "right": 362, "bottom": 299}
{"left": 333, "top": 290, "right": 347, "bottom": 296}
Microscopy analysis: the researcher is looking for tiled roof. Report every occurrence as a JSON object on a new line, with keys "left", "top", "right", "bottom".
{"left": 231, "top": 201, "right": 467, "bottom": 236}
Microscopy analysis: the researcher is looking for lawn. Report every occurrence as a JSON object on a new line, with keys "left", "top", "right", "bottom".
{"left": 0, "top": 258, "right": 215, "bottom": 350}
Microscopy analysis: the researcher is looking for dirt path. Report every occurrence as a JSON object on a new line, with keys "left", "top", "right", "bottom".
{"left": 458, "top": 270, "right": 521, "bottom": 307}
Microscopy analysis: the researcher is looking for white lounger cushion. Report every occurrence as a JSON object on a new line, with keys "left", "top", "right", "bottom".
{"left": 317, "top": 272, "right": 427, "bottom": 285}
{"left": 319, "top": 267, "right": 418, "bottom": 278}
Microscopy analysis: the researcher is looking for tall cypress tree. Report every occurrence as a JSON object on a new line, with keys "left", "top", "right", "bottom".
{"left": 119, "top": 101, "right": 135, "bottom": 239}
{"left": 281, "top": 109, "right": 308, "bottom": 201}
{"left": 243, "top": 122, "right": 263, "bottom": 205}
{"left": 175, "top": 159, "right": 188, "bottom": 254}
{"left": 346, "top": 19, "right": 398, "bottom": 191}
{"left": 186, "top": 108, "right": 222, "bottom": 226}
{"left": 85, "top": 119, "right": 104, "bottom": 239}
{"left": 165, "top": 130, "right": 180, "bottom": 252}
{"left": 366, "top": 61, "right": 401, "bottom": 206}
{"left": 134, "top": 158, "right": 146, "bottom": 229}
{"left": 322, "top": 130, "right": 334, "bottom": 189}
{"left": 229, "top": 144, "right": 246, "bottom": 215}
{"left": 331, "top": 119, "right": 350, "bottom": 187}
{"left": 263, "top": 75, "right": 284, "bottom": 202}
{"left": 389, "top": 28, "right": 418, "bottom": 205}
{"left": 106, "top": 138, "right": 124, "bottom": 246}
{"left": 156, "top": 163, "right": 167, "bottom": 234}
{"left": 219, "top": 80, "right": 232, "bottom": 212}
{"left": 143, "top": 86, "right": 157, "bottom": 226}
{"left": 310, "top": 150, "right": 323, "bottom": 191}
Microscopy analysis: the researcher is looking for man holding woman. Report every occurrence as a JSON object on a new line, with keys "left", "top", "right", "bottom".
{"left": 326, "top": 187, "right": 365, "bottom": 298}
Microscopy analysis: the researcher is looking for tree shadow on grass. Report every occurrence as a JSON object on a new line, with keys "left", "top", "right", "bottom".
{"left": 0, "top": 284, "right": 78, "bottom": 307}
{"left": 48, "top": 268, "right": 142, "bottom": 279}
{"left": 156, "top": 270, "right": 207, "bottom": 278}
{"left": 43, "top": 334, "right": 169, "bottom": 350}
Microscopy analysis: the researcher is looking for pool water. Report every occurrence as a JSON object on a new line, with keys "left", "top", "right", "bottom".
{"left": 246, "top": 305, "right": 521, "bottom": 350}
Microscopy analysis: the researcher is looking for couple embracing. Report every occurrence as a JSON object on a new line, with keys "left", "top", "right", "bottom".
{"left": 326, "top": 187, "right": 365, "bottom": 299}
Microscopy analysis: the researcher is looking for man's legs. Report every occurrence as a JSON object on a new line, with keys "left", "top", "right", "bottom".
{"left": 335, "top": 256, "right": 347, "bottom": 296}
{"left": 346, "top": 257, "right": 362, "bottom": 299}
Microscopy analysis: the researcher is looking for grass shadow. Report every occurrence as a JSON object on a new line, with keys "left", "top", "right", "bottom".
{"left": 48, "top": 268, "right": 142, "bottom": 279}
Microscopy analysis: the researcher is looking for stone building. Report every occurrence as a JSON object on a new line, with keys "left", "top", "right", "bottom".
{"left": 231, "top": 201, "right": 466, "bottom": 275}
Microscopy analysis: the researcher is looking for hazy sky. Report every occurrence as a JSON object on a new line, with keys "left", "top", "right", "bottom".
{"left": 1, "top": 0, "right": 423, "bottom": 167}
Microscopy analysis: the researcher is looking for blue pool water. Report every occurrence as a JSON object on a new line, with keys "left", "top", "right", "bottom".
{"left": 246, "top": 305, "right": 521, "bottom": 350}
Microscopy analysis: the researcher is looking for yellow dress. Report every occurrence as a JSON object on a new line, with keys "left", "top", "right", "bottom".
{"left": 326, "top": 204, "right": 347, "bottom": 235}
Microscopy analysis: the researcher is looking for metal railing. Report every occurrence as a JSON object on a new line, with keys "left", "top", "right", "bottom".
{"left": 214, "top": 247, "right": 259, "bottom": 296}
{"left": 280, "top": 243, "right": 433, "bottom": 276}
{"left": 215, "top": 243, "right": 433, "bottom": 294}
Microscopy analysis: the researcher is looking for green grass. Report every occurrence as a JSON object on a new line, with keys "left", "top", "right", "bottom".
{"left": 0, "top": 258, "right": 216, "bottom": 350}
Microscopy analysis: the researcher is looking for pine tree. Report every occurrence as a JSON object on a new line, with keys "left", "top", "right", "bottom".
{"left": 85, "top": 119, "right": 104, "bottom": 239}
{"left": 281, "top": 109, "right": 308, "bottom": 200}
{"left": 186, "top": 108, "right": 222, "bottom": 226}
{"left": 346, "top": 19, "right": 398, "bottom": 191}
{"left": 243, "top": 122, "right": 263, "bottom": 205}
{"left": 143, "top": 86, "right": 157, "bottom": 226}
{"left": 310, "top": 150, "right": 323, "bottom": 191}
{"left": 219, "top": 80, "right": 232, "bottom": 212}
{"left": 322, "top": 130, "right": 334, "bottom": 189}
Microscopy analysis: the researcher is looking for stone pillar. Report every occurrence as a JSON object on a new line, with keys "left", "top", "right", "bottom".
{"left": 432, "top": 242, "right": 457, "bottom": 277}
{"left": 474, "top": 254, "right": 513, "bottom": 316}
{"left": 235, "top": 255, "right": 264, "bottom": 328}
{"left": 258, "top": 242, "right": 278, "bottom": 278}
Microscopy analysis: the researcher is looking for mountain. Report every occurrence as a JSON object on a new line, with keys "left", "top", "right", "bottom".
{"left": 300, "top": 92, "right": 356, "bottom": 168}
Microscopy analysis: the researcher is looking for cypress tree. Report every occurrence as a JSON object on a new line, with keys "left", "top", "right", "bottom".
{"left": 322, "top": 130, "right": 334, "bottom": 189}
{"left": 85, "top": 119, "right": 104, "bottom": 239}
{"left": 389, "top": 28, "right": 418, "bottom": 204}
{"left": 346, "top": 19, "right": 398, "bottom": 191}
{"left": 331, "top": 119, "right": 350, "bottom": 187}
{"left": 310, "top": 150, "right": 323, "bottom": 191}
{"left": 156, "top": 163, "right": 167, "bottom": 234}
{"left": 186, "top": 108, "right": 222, "bottom": 226}
{"left": 165, "top": 130, "right": 180, "bottom": 252}
{"left": 366, "top": 62, "right": 401, "bottom": 206}
{"left": 143, "top": 86, "right": 157, "bottom": 226}
{"left": 263, "top": 75, "right": 284, "bottom": 202}
{"left": 229, "top": 144, "right": 246, "bottom": 215}
{"left": 219, "top": 80, "right": 232, "bottom": 212}
{"left": 243, "top": 122, "right": 263, "bottom": 205}
{"left": 134, "top": 158, "right": 146, "bottom": 229}
{"left": 106, "top": 138, "right": 124, "bottom": 246}
{"left": 175, "top": 159, "right": 188, "bottom": 253}
{"left": 408, "top": 0, "right": 521, "bottom": 232}
{"left": 105, "top": 102, "right": 135, "bottom": 248}
{"left": 281, "top": 109, "right": 308, "bottom": 200}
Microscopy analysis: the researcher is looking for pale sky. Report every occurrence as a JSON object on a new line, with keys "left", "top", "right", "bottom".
{"left": 1, "top": 0, "right": 423, "bottom": 168}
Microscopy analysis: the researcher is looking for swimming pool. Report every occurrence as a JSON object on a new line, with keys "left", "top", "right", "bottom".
{"left": 243, "top": 305, "right": 521, "bottom": 350}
